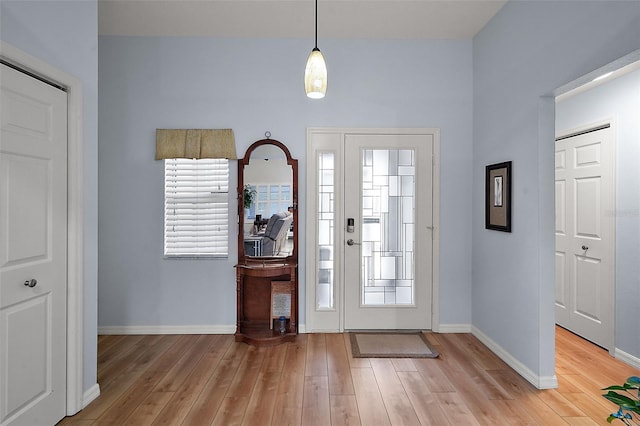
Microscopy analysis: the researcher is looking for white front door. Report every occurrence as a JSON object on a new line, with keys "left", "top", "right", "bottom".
{"left": 0, "top": 63, "right": 68, "bottom": 425}
{"left": 343, "top": 134, "right": 433, "bottom": 330}
{"left": 306, "top": 129, "right": 438, "bottom": 332}
{"left": 555, "top": 125, "right": 615, "bottom": 351}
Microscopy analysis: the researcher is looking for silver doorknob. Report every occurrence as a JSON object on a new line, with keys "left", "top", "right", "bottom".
{"left": 346, "top": 239, "right": 361, "bottom": 246}
{"left": 581, "top": 245, "right": 589, "bottom": 251}
{"left": 24, "top": 279, "right": 37, "bottom": 288}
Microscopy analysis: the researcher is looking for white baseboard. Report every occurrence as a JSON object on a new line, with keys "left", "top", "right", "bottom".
{"left": 436, "top": 323, "right": 472, "bottom": 333}
{"left": 82, "top": 384, "right": 100, "bottom": 408}
{"left": 471, "top": 325, "right": 558, "bottom": 390}
{"left": 615, "top": 347, "right": 640, "bottom": 369}
{"left": 98, "top": 324, "right": 306, "bottom": 335}
{"left": 98, "top": 325, "right": 236, "bottom": 335}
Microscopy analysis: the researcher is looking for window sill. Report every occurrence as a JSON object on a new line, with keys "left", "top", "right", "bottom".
{"left": 163, "top": 255, "right": 228, "bottom": 260}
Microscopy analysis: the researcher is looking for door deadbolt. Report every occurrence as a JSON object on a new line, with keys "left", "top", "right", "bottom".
{"left": 347, "top": 218, "right": 355, "bottom": 233}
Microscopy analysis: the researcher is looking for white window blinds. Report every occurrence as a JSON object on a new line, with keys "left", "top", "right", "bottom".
{"left": 164, "top": 158, "right": 229, "bottom": 257}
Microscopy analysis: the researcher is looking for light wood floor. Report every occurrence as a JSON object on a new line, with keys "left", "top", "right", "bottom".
{"left": 58, "top": 327, "right": 639, "bottom": 425}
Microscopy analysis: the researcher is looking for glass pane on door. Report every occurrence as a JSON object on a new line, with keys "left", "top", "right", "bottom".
{"left": 317, "top": 152, "right": 335, "bottom": 309}
{"left": 361, "top": 149, "right": 415, "bottom": 306}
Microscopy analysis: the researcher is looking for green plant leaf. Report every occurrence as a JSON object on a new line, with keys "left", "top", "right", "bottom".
{"left": 603, "top": 391, "right": 637, "bottom": 406}
{"left": 627, "top": 377, "right": 640, "bottom": 385}
{"left": 602, "top": 377, "right": 640, "bottom": 424}
{"left": 626, "top": 405, "right": 640, "bottom": 414}
{"left": 604, "top": 385, "right": 629, "bottom": 391}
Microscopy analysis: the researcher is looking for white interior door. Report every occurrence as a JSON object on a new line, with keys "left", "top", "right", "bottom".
{"left": 0, "top": 63, "right": 68, "bottom": 425}
{"left": 343, "top": 134, "right": 433, "bottom": 330}
{"left": 555, "top": 125, "right": 615, "bottom": 351}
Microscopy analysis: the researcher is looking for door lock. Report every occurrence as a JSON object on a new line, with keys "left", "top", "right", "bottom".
{"left": 347, "top": 218, "right": 355, "bottom": 233}
{"left": 581, "top": 245, "right": 589, "bottom": 251}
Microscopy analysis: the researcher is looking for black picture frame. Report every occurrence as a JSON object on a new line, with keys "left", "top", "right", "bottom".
{"left": 485, "top": 161, "right": 512, "bottom": 232}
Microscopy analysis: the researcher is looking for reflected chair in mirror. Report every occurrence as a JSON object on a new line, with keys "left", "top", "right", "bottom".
{"left": 244, "top": 211, "right": 293, "bottom": 256}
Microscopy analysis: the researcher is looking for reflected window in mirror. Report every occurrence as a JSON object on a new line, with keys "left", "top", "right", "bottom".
{"left": 245, "top": 184, "right": 291, "bottom": 221}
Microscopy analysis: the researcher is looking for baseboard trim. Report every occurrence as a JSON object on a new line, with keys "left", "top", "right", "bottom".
{"left": 472, "top": 325, "right": 558, "bottom": 390}
{"left": 98, "top": 325, "right": 236, "bottom": 335}
{"left": 82, "top": 384, "right": 100, "bottom": 409}
{"left": 436, "top": 323, "right": 472, "bottom": 333}
{"left": 615, "top": 347, "right": 640, "bottom": 370}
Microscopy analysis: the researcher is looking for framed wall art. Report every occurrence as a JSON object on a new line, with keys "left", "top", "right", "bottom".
{"left": 485, "top": 161, "right": 512, "bottom": 232}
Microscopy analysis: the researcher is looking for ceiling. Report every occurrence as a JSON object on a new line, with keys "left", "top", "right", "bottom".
{"left": 98, "top": 0, "right": 507, "bottom": 39}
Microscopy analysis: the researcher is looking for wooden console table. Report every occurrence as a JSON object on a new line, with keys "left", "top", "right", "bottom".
{"left": 234, "top": 260, "right": 297, "bottom": 346}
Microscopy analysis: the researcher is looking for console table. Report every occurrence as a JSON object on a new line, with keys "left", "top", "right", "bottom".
{"left": 234, "top": 260, "right": 297, "bottom": 346}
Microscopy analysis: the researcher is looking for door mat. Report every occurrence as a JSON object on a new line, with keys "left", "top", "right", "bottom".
{"left": 349, "top": 331, "right": 439, "bottom": 358}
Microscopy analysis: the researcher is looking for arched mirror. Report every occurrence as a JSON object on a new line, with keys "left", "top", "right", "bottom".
{"left": 238, "top": 138, "right": 297, "bottom": 261}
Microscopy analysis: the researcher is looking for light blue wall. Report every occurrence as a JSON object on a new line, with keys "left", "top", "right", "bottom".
{"left": 7, "top": 0, "right": 635, "bottom": 394}
{"left": 556, "top": 69, "right": 640, "bottom": 358}
{"left": 473, "top": 1, "right": 640, "bottom": 379}
{"left": 97, "top": 36, "right": 474, "bottom": 329}
{"left": 0, "top": 1, "right": 99, "bottom": 394}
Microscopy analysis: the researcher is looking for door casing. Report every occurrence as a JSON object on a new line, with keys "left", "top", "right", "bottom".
{"left": 0, "top": 41, "right": 87, "bottom": 415}
{"left": 305, "top": 128, "right": 440, "bottom": 333}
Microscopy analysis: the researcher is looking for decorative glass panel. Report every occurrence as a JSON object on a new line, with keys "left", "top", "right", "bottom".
{"left": 361, "top": 149, "right": 415, "bottom": 306}
{"left": 317, "top": 152, "right": 335, "bottom": 310}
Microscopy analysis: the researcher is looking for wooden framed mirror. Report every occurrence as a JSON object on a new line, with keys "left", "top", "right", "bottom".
{"left": 237, "top": 138, "right": 298, "bottom": 262}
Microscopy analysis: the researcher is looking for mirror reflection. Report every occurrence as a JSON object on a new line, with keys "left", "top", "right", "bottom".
{"left": 242, "top": 144, "right": 294, "bottom": 257}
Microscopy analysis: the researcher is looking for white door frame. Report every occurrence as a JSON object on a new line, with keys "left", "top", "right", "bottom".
{"left": 1, "top": 41, "right": 86, "bottom": 415}
{"left": 305, "top": 128, "right": 440, "bottom": 333}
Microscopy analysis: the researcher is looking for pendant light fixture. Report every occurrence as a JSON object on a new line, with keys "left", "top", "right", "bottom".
{"left": 304, "top": 0, "right": 327, "bottom": 99}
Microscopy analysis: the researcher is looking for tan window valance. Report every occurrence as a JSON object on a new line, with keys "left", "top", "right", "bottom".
{"left": 155, "top": 129, "right": 237, "bottom": 160}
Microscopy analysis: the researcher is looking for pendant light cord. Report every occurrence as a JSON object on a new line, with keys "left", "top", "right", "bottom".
{"left": 314, "top": 0, "right": 318, "bottom": 49}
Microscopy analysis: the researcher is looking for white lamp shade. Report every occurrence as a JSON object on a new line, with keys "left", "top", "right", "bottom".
{"left": 304, "top": 48, "right": 327, "bottom": 99}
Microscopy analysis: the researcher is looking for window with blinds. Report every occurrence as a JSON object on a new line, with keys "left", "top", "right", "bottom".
{"left": 164, "top": 158, "right": 229, "bottom": 257}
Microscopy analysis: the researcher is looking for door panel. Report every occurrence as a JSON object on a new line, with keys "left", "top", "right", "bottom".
{"left": 555, "top": 252, "right": 566, "bottom": 309}
{"left": 555, "top": 126, "right": 614, "bottom": 350}
{"left": 0, "top": 64, "right": 67, "bottom": 425}
{"left": 575, "top": 177, "right": 601, "bottom": 238}
{"left": 344, "top": 134, "right": 432, "bottom": 330}
{"left": 4, "top": 154, "right": 50, "bottom": 265}
{"left": 5, "top": 295, "right": 50, "bottom": 416}
{"left": 574, "top": 255, "right": 602, "bottom": 321}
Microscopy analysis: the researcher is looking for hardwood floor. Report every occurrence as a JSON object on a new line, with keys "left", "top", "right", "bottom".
{"left": 59, "top": 327, "right": 639, "bottom": 425}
